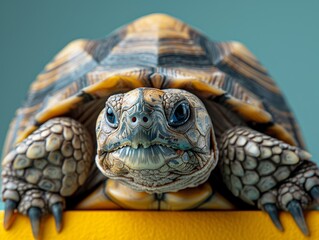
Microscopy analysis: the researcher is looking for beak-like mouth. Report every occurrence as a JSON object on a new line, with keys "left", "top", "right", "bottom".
{"left": 105, "top": 141, "right": 187, "bottom": 152}
{"left": 96, "top": 136, "right": 217, "bottom": 194}
{"left": 99, "top": 143, "right": 185, "bottom": 170}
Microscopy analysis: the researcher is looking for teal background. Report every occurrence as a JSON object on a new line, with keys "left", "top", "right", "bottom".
{"left": 0, "top": 1, "right": 319, "bottom": 210}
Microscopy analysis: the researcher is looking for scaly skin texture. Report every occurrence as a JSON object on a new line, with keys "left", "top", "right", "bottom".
{"left": 96, "top": 88, "right": 218, "bottom": 193}
{"left": 219, "top": 127, "right": 319, "bottom": 235}
{"left": 2, "top": 88, "right": 319, "bottom": 239}
{"left": 2, "top": 118, "right": 93, "bottom": 237}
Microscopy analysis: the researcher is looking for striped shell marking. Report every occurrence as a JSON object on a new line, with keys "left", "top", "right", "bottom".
{"left": 3, "top": 13, "right": 304, "bottom": 158}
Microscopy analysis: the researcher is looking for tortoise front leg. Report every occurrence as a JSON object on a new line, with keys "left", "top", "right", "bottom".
{"left": 219, "top": 127, "right": 319, "bottom": 235}
{"left": 1, "top": 117, "right": 93, "bottom": 239}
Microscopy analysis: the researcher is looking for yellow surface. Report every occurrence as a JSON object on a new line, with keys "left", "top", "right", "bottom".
{"left": 0, "top": 211, "right": 319, "bottom": 240}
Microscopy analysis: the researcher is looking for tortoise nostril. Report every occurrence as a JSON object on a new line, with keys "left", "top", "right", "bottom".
{"left": 130, "top": 116, "right": 149, "bottom": 124}
{"left": 143, "top": 116, "right": 148, "bottom": 123}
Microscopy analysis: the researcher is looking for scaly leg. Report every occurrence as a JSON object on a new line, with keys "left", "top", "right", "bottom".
{"left": 1, "top": 117, "right": 93, "bottom": 238}
{"left": 219, "top": 127, "right": 319, "bottom": 235}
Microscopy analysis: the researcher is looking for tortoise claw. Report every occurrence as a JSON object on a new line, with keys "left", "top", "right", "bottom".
{"left": 263, "top": 203, "right": 283, "bottom": 232}
{"left": 28, "top": 207, "right": 42, "bottom": 240}
{"left": 287, "top": 200, "right": 309, "bottom": 236}
{"left": 51, "top": 203, "right": 63, "bottom": 233}
{"left": 4, "top": 199, "right": 18, "bottom": 230}
{"left": 310, "top": 186, "right": 319, "bottom": 203}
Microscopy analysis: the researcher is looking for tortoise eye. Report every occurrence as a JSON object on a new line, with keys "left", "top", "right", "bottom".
{"left": 168, "top": 101, "right": 190, "bottom": 127}
{"left": 105, "top": 106, "right": 118, "bottom": 128}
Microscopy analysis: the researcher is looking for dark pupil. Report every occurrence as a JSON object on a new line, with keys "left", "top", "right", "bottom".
{"left": 106, "top": 107, "right": 115, "bottom": 124}
{"left": 172, "top": 103, "right": 189, "bottom": 124}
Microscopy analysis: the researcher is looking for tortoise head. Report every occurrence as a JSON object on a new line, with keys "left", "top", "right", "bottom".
{"left": 96, "top": 87, "right": 218, "bottom": 193}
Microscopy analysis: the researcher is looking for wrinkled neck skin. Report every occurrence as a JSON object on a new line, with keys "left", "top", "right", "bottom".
{"left": 96, "top": 88, "right": 218, "bottom": 193}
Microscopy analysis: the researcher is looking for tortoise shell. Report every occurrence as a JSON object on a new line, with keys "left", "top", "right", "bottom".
{"left": 3, "top": 13, "right": 304, "bottom": 163}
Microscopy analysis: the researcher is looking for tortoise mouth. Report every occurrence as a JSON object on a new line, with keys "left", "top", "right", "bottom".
{"left": 96, "top": 142, "right": 217, "bottom": 193}
{"left": 105, "top": 144, "right": 186, "bottom": 170}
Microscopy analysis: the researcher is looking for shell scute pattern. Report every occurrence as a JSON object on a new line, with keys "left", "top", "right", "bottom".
{"left": 3, "top": 15, "right": 304, "bottom": 156}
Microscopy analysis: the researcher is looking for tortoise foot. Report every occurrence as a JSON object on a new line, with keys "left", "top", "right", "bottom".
{"left": 1, "top": 117, "right": 93, "bottom": 239}
{"left": 259, "top": 161, "right": 319, "bottom": 236}
{"left": 2, "top": 177, "right": 65, "bottom": 239}
{"left": 220, "top": 127, "right": 318, "bottom": 236}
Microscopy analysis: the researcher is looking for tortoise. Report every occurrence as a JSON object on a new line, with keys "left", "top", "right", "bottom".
{"left": 2, "top": 13, "right": 319, "bottom": 239}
